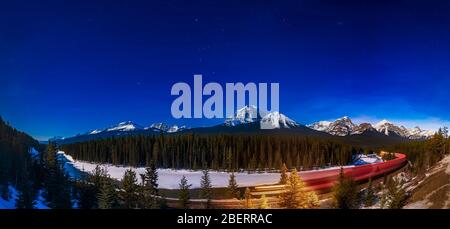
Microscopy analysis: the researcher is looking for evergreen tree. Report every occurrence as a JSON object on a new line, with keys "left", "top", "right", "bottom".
{"left": 42, "top": 142, "right": 73, "bottom": 209}
{"left": 199, "top": 169, "right": 212, "bottom": 209}
{"left": 178, "top": 175, "right": 191, "bottom": 209}
{"left": 279, "top": 163, "right": 288, "bottom": 184}
{"left": 306, "top": 191, "right": 320, "bottom": 208}
{"left": 15, "top": 166, "right": 36, "bottom": 209}
{"left": 0, "top": 164, "right": 10, "bottom": 201}
{"left": 120, "top": 169, "right": 138, "bottom": 209}
{"left": 243, "top": 187, "right": 253, "bottom": 209}
{"left": 258, "top": 194, "right": 269, "bottom": 209}
{"left": 141, "top": 161, "right": 159, "bottom": 209}
{"left": 331, "top": 167, "right": 359, "bottom": 209}
{"left": 227, "top": 172, "right": 239, "bottom": 199}
{"left": 52, "top": 172, "right": 73, "bottom": 209}
{"left": 279, "top": 168, "right": 309, "bottom": 209}
{"left": 0, "top": 184, "right": 9, "bottom": 202}
{"left": 76, "top": 179, "right": 97, "bottom": 209}
{"left": 98, "top": 177, "right": 117, "bottom": 209}
{"left": 365, "top": 178, "right": 375, "bottom": 207}
{"left": 381, "top": 176, "right": 407, "bottom": 209}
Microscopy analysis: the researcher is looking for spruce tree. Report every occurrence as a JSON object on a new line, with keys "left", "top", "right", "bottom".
{"left": 15, "top": 167, "right": 36, "bottom": 209}
{"left": 141, "top": 161, "right": 159, "bottom": 209}
{"left": 279, "top": 163, "right": 288, "bottom": 184}
{"left": 365, "top": 178, "right": 375, "bottom": 207}
{"left": 120, "top": 169, "right": 138, "bottom": 209}
{"left": 76, "top": 179, "right": 97, "bottom": 209}
{"left": 243, "top": 187, "right": 253, "bottom": 209}
{"left": 52, "top": 172, "right": 73, "bottom": 209}
{"left": 331, "top": 167, "right": 359, "bottom": 209}
{"left": 381, "top": 176, "right": 407, "bottom": 209}
{"left": 227, "top": 172, "right": 239, "bottom": 199}
{"left": 178, "top": 175, "right": 191, "bottom": 209}
{"left": 98, "top": 178, "right": 117, "bottom": 209}
{"left": 199, "top": 169, "right": 212, "bottom": 209}
{"left": 42, "top": 142, "right": 73, "bottom": 209}
{"left": 258, "top": 194, "right": 269, "bottom": 209}
{"left": 306, "top": 191, "right": 320, "bottom": 208}
{"left": 279, "top": 168, "right": 309, "bottom": 209}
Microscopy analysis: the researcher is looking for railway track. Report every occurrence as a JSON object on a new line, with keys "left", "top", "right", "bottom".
{"left": 163, "top": 153, "right": 408, "bottom": 209}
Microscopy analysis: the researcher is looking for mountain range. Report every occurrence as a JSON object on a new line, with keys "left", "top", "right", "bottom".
{"left": 51, "top": 106, "right": 436, "bottom": 145}
{"left": 307, "top": 116, "right": 435, "bottom": 140}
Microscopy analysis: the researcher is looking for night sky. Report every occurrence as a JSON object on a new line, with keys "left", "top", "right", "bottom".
{"left": 2, "top": 0, "right": 450, "bottom": 140}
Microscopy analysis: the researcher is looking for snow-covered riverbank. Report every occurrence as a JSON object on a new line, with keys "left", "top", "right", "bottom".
{"left": 57, "top": 151, "right": 281, "bottom": 189}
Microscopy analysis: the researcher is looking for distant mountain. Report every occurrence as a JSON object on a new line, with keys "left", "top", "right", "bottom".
{"left": 148, "top": 123, "right": 187, "bottom": 133}
{"left": 182, "top": 107, "right": 318, "bottom": 135}
{"left": 106, "top": 121, "right": 143, "bottom": 132}
{"left": 260, "top": 112, "right": 299, "bottom": 129}
{"left": 308, "top": 117, "right": 435, "bottom": 140}
{"left": 52, "top": 109, "right": 436, "bottom": 146}
{"left": 224, "top": 105, "right": 264, "bottom": 126}
{"left": 224, "top": 105, "right": 298, "bottom": 129}
{"left": 53, "top": 121, "right": 187, "bottom": 144}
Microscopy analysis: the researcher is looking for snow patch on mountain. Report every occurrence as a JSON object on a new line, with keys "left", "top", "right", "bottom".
{"left": 107, "top": 121, "right": 143, "bottom": 132}
{"left": 327, "top": 116, "right": 356, "bottom": 136}
{"left": 309, "top": 117, "right": 435, "bottom": 139}
{"left": 307, "top": 121, "right": 331, "bottom": 132}
{"left": 260, "top": 112, "right": 299, "bottom": 129}
{"left": 224, "top": 105, "right": 265, "bottom": 126}
{"left": 374, "top": 120, "right": 409, "bottom": 137}
{"left": 89, "top": 129, "right": 103, "bottom": 135}
{"left": 408, "top": 126, "right": 435, "bottom": 140}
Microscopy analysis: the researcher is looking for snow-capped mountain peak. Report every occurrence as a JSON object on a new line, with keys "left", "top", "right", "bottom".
{"left": 106, "top": 121, "right": 143, "bottom": 132}
{"left": 308, "top": 117, "right": 435, "bottom": 139}
{"left": 408, "top": 126, "right": 435, "bottom": 139}
{"left": 352, "top": 123, "right": 376, "bottom": 135}
{"left": 374, "top": 119, "right": 408, "bottom": 137}
{"left": 326, "top": 116, "right": 356, "bottom": 136}
{"left": 167, "top": 125, "right": 187, "bottom": 133}
{"left": 89, "top": 129, "right": 103, "bottom": 135}
{"left": 260, "top": 112, "right": 299, "bottom": 129}
{"left": 146, "top": 123, "right": 187, "bottom": 133}
{"left": 224, "top": 105, "right": 267, "bottom": 126}
{"left": 149, "top": 122, "right": 170, "bottom": 132}
{"left": 307, "top": 121, "right": 332, "bottom": 132}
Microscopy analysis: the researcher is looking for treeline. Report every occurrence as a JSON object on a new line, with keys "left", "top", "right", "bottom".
{"left": 384, "top": 128, "right": 450, "bottom": 173}
{"left": 0, "top": 116, "right": 75, "bottom": 209}
{"left": 61, "top": 134, "right": 358, "bottom": 170}
{"left": 0, "top": 116, "right": 42, "bottom": 206}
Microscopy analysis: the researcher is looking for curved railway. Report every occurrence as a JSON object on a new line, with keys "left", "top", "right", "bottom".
{"left": 164, "top": 153, "right": 408, "bottom": 209}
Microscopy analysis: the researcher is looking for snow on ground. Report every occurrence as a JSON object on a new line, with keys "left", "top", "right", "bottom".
{"left": 57, "top": 151, "right": 387, "bottom": 190}
{"left": 0, "top": 186, "right": 18, "bottom": 209}
{"left": 29, "top": 147, "right": 39, "bottom": 159}
{"left": 57, "top": 151, "right": 281, "bottom": 189}
{"left": 35, "top": 190, "right": 49, "bottom": 209}
{"left": 352, "top": 154, "right": 383, "bottom": 166}
{"left": 0, "top": 185, "right": 49, "bottom": 209}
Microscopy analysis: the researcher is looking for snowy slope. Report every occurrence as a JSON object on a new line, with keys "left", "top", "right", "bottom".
{"left": 224, "top": 105, "right": 265, "bottom": 126}
{"left": 307, "top": 121, "right": 331, "bottom": 132}
{"left": 374, "top": 120, "right": 409, "bottom": 137}
{"left": 57, "top": 151, "right": 386, "bottom": 190}
{"left": 326, "top": 116, "right": 356, "bottom": 136}
{"left": 0, "top": 186, "right": 17, "bottom": 209}
{"left": 0, "top": 186, "right": 49, "bottom": 209}
{"left": 260, "top": 112, "right": 299, "bottom": 129}
{"left": 57, "top": 151, "right": 281, "bottom": 189}
{"left": 106, "top": 121, "right": 143, "bottom": 132}
{"left": 308, "top": 117, "right": 435, "bottom": 139}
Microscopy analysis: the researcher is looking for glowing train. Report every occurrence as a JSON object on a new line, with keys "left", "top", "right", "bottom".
{"left": 254, "top": 153, "right": 407, "bottom": 194}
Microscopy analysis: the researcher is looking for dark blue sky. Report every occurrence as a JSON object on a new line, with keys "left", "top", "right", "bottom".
{"left": 2, "top": 0, "right": 450, "bottom": 140}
